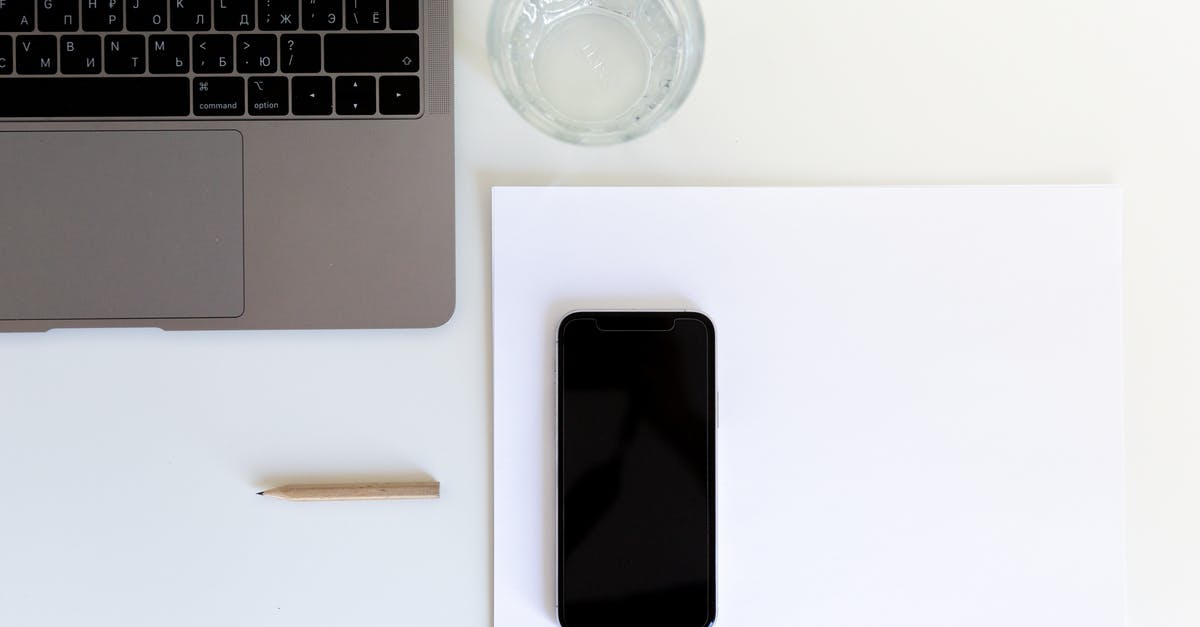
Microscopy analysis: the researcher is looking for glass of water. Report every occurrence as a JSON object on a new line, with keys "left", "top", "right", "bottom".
{"left": 488, "top": 0, "right": 705, "bottom": 145}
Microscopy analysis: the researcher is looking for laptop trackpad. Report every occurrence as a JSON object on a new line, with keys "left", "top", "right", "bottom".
{"left": 0, "top": 131, "right": 243, "bottom": 320}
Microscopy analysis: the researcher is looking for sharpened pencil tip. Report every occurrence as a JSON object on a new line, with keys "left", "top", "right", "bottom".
{"left": 256, "top": 491, "right": 264, "bottom": 495}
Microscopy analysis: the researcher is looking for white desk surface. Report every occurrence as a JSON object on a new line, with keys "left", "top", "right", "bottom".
{"left": 0, "top": 0, "right": 1193, "bottom": 625}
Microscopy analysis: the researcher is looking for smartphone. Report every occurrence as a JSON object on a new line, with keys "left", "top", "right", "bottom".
{"left": 557, "top": 311, "right": 716, "bottom": 627}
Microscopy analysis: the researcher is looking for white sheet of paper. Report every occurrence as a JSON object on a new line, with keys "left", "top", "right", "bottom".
{"left": 492, "top": 186, "right": 1124, "bottom": 627}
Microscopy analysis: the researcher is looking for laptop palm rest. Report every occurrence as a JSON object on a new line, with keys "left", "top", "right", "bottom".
{"left": 0, "top": 130, "right": 244, "bottom": 322}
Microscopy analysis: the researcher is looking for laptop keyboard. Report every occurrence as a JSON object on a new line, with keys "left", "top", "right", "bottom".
{"left": 0, "top": 0, "right": 421, "bottom": 117}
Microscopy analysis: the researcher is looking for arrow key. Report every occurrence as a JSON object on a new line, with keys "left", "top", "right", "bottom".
{"left": 335, "top": 75, "right": 374, "bottom": 115}
{"left": 291, "top": 75, "right": 331, "bottom": 115}
{"left": 379, "top": 75, "right": 418, "bottom": 116}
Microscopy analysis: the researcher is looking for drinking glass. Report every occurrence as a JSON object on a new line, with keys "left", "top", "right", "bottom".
{"left": 488, "top": 0, "right": 705, "bottom": 145}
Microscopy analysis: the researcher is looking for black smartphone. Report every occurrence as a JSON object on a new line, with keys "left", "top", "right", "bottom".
{"left": 557, "top": 311, "right": 716, "bottom": 627}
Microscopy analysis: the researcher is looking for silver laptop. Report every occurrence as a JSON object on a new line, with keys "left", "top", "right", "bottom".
{"left": 0, "top": 0, "right": 454, "bottom": 331}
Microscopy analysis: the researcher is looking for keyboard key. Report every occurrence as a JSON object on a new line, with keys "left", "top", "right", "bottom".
{"left": 0, "top": 0, "right": 36, "bottom": 30}
{"left": 0, "top": 35, "right": 10, "bottom": 74}
{"left": 0, "top": 77, "right": 189, "bottom": 116}
{"left": 324, "top": 34, "right": 417, "bottom": 73}
{"left": 104, "top": 35, "right": 145, "bottom": 73}
{"left": 291, "top": 76, "right": 330, "bottom": 115}
{"left": 15, "top": 35, "right": 55, "bottom": 74}
{"left": 193, "top": 33, "right": 232, "bottom": 73}
{"left": 213, "top": 0, "right": 253, "bottom": 30}
{"left": 193, "top": 76, "right": 243, "bottom": 115}
{"left": 148, "top": 34, "right": 188, "bottom": 73}
{"left": 236, "top": 33, "right": 275, "bottom": 73}
{"left": 302, "top": 0, "right": 338, "bottom": 30}
{"left": 170, "top": 0, "right": 211, "bottom": 30}
{"left": 279, "top": 33, "right": 318, "bottom": 72}
{"left": 388, "top": 0, "right": 415, "bottom": 30}
{"left": 0, "top": 35, "right": 11, "bottom": 74}
{"left": 247, "top": 76, "right": 287, "bottom": 115}
{"left": 127, "top": 0, "right": 168, "bottom": 30}
{"left": 37, "top": 0, "right": 78, "bottom": 31}
{"left": 257, "top": 0, "right": 296, "bottom": 29}
{"left": 345, "top": 0, "right": 382, "bottom": 30}
{"left": 335, "top": 75, "right": 374, "bottom": 115}
{"left": 82, "top": 0, "right": 121, "bottom": 30}
{"left": 60, "top": 34, "right": 100, "bottom": 73}
{"left": 379, "top": 75, "right": 418, "bottom": 115}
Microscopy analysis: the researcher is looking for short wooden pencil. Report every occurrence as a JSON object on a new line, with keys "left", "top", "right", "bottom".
{"left": 257, "top": 481, "right": 440, "bottom": 501}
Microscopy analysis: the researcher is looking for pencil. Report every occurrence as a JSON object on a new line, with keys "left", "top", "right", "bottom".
{"left": 257, "top": 481, "right": 440, "bottom": 502}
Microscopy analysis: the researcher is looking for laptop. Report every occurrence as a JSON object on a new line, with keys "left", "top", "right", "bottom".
{"left": 0, "top": 0, "right": 454, "bottom": 331}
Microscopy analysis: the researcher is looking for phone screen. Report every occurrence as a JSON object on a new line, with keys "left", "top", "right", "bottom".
{"left": 557, "top": 312, "right": 715, "bottom": 627}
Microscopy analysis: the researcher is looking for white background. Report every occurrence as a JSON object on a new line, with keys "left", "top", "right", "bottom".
{"left": 1, "top": 0, "right": 1195, "bottom": 625}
